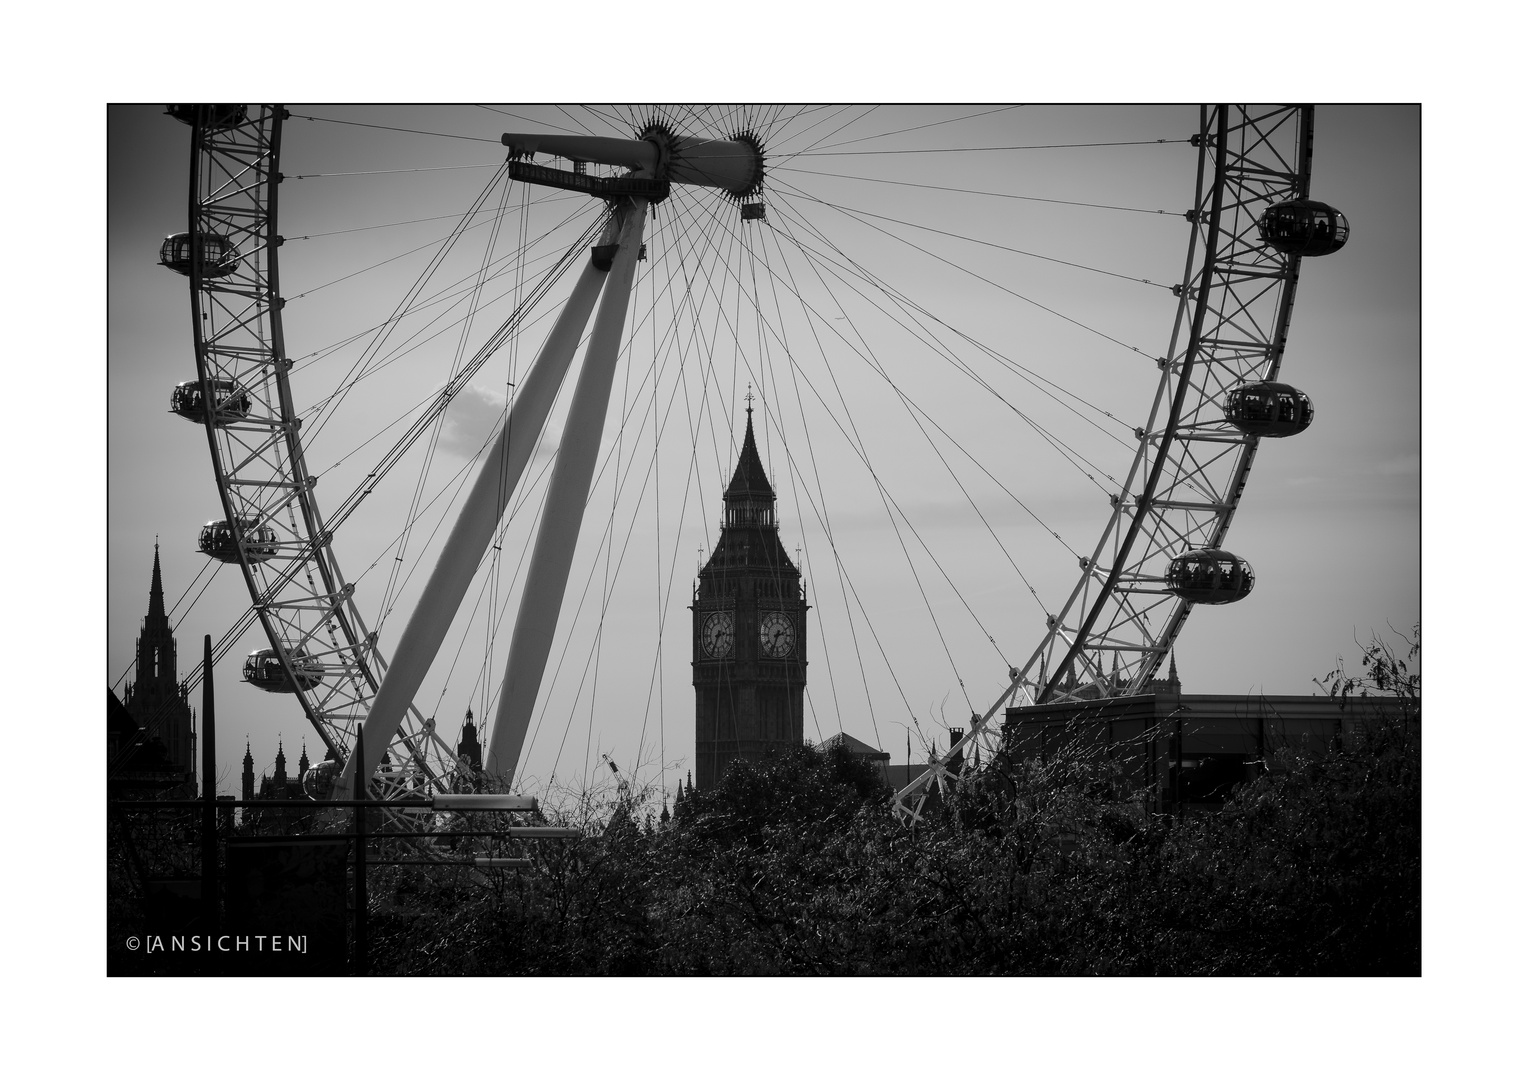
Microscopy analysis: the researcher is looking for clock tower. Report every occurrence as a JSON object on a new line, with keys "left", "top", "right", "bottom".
{"left": 693, "top": 401, "right": 807, "bottom": 790}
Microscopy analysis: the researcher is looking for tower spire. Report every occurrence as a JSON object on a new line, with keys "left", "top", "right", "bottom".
{"left": 127, "top": 542, "right": 193, "bottom": 791}
{"left": 148, "top": 542, "right": 167, "bottom": 623}
{"left": 722, "top": 402, "right": 774, "bottom": 529}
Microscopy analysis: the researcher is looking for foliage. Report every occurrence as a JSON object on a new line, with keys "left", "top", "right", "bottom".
{"left": 366, "top": 624, "right": 1420, "bottom": 975}
{"left": 112, "top": 630, "right": 1421, "bottom": 975}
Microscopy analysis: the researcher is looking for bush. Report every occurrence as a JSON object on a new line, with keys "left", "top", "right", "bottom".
{"left": 361, "top": 628, "right": 1421, "bottom": 975}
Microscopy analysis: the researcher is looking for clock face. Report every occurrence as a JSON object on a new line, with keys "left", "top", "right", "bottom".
{"left": 759, "top": 611, "right": 795, "bottom": 658}
{"left": 701, "top": 610, "right": 734, "bottom": 658}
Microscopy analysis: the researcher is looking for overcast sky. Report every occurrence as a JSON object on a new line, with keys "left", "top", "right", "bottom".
{"left": 106, "top": 105, "right": 1419, "bottom": 803}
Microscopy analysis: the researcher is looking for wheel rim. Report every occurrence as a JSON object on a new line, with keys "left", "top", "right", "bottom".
{"left": 168, "top": 106, "right": 1323, "bottom": 812}
{"left": 898, "top": 106, "right": 1322, "bottom": 820}
{"left": 185, "top": 106, "right": 453, "bottom": 799}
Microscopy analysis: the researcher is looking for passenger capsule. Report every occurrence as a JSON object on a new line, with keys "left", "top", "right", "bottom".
{"left": 165, "top": 105, "right": 248, "bottom": 130}
{"left": 198, "top": 518, "right": 279, "bottom": 564}
{"left": 171, "top": 378, "right": 252, "bottom": 425}
{"left": 1223, "top": 381, "right": 1313, "bottom": 437}
{"left": 1165, "top": 548, "right": 1255, "bottom": 605}
{"left": 243, "top": 647, "right": 325, "bottom": 693}
{"left": 1256, "top": 199, "right": 1350, "bottom": 256}
{"left": 302, "top": 758, "right": 342, "bottom": 799}
{"left": 159, "top": 232, "right": 241, "bottom": 278}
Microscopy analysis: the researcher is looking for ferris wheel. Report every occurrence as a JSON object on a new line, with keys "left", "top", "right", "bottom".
{"left": 158, "top": 105, "right": 1347, "bottom": 816}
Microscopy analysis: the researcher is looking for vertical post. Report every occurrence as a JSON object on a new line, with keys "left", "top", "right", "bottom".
{"left": 200, "top": 634, "right": 218, "bottom": 935}
{"left": 487, "top": 198, "right": 649, "bottom": 779}
{"left": 1174, "top": 715, "right": 1184, "bottom": 821}
{"left": 354, "top": 726, "right": 368, "bottom": 977}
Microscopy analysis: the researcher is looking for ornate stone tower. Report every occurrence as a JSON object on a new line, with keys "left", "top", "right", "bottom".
{"left": 692, "top": 403, "right": 808, "bottom": 790}
{"left": 454, "top": 708, "right": 483, "bottom": 791}
{"left": 242, "top": 740, "right": 255, "bottom": 802}
{"left": 272, "top": 740, "right": 289, "bottom": 791}
{"left": 122, "top": 544, "right": 197, "bottom": 797}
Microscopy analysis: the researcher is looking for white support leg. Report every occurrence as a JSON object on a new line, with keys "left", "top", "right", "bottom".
{"left": 485, "top": 199, "right": 649, "bottom": 780}
{"left": 333, "top": 226, "right": 616, "bottom": 799}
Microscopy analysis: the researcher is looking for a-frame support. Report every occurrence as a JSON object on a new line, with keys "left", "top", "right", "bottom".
{"left": 486, "top": 200, "right": 649, "bottom": 776}
{"left": 335, "top": 202, "right": 646, "bottom": 797}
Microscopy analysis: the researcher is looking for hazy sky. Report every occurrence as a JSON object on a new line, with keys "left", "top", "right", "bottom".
{"left": 106, "top": 105, "right": 1419, "bottom": 803}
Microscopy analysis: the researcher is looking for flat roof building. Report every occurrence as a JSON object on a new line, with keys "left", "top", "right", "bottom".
{"left": 1003, "top": 689, "right": 1407, "bottom": 815}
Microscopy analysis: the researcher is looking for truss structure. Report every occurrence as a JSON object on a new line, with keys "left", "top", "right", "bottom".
{"left": 168, "top": 105, "right": 1319, "bottom": 820}
{"left": 183, "top": 106, "right": 458, "bottom": 800}
{"left": 892, "top": 105, "right": 1317, "bottom": 824}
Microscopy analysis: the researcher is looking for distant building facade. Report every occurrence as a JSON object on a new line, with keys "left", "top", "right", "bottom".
{"left": 692, "top": 404, "right": 808, "bottom": 790}
{"left": 820, "top": 729, "right": 975, "bottom": 795}
{"left": 1002, "top": 657, "right": 1407, "bottom": 813}
{"left": 240, "top": 737, "right": 319, "bottom": 829}
{"left": 116, "top": 545, "right": 197, "bottom": 798}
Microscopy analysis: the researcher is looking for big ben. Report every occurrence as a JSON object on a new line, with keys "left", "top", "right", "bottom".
{"left": 693, "top": 401, "right": 807, "bottom": 790}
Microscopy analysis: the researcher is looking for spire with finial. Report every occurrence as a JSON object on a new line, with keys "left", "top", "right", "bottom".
{"left": 133, "top": 541, "right": 179, "bottom": 696}
{"left": 457, "top": 706, "right": 483, "bottom": 772}
{"left": 298, "top": 739, "right": 310, "bottom": 778}
{"left": 149, "top": 541, "right": 166, "bottom": 623}
{"left": 242, "top": 737, "right": 255, "bottom": 801}
{"left": 723, "top": 397, "right": 774, "bottom": 528}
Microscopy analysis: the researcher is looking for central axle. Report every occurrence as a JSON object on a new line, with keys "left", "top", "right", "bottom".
{"left": 500, "top": 123, "right": 763, "bottom": 197}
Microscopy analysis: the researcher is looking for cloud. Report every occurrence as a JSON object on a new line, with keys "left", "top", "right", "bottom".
{"left": 437, "top": 384, "right": 558, "bottom": 462}
{"left": 438, "top": 385, "right": 508, "bottom": 458}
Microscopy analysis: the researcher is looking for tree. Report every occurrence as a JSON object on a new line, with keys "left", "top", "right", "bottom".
{"left": 359, "top": 628, "right": 1420, "bottom": 975}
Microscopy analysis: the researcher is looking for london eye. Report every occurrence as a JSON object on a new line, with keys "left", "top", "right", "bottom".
{"left": 151, "top": 105, "right": 1348, "bottom": 820}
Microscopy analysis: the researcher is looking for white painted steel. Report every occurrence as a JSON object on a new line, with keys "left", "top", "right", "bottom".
{"left": 485, "top": 201, "right": 650, "bottom": 780}
{"left": 331, "top": 234, "right": 616, "bottom": 800}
